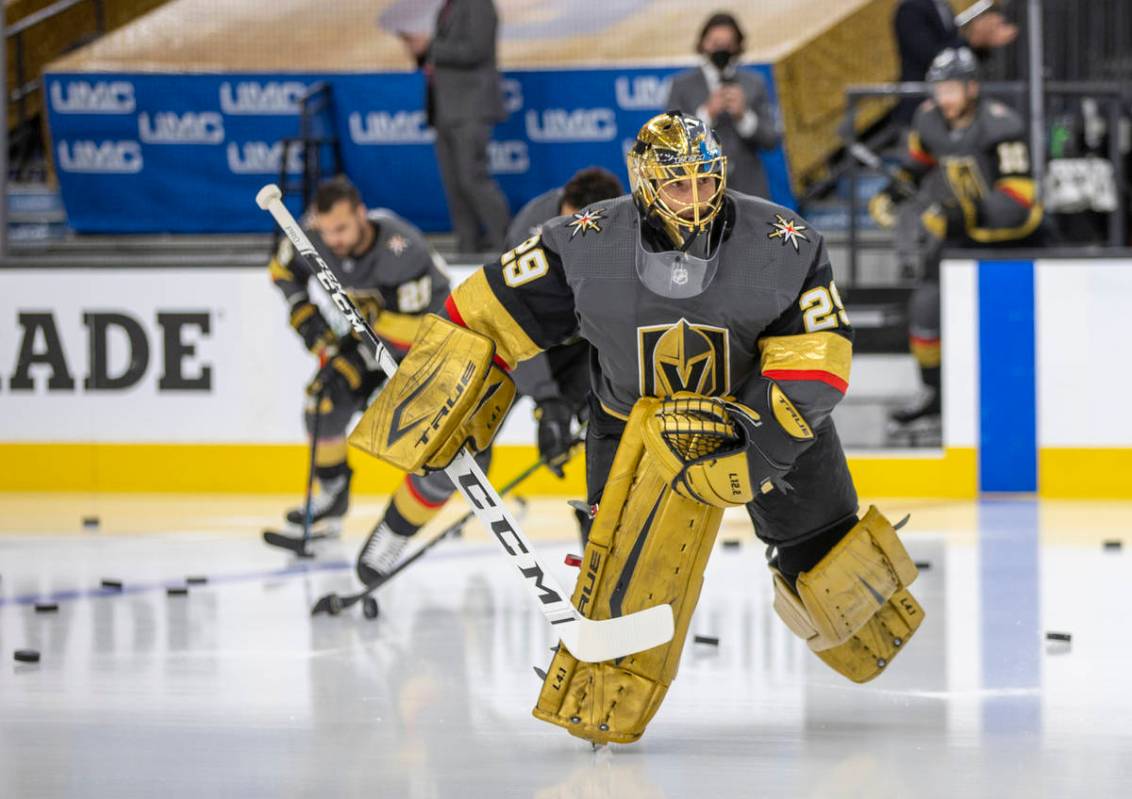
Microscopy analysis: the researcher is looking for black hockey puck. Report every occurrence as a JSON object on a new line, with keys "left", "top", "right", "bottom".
{"left": 34, "top": 602, "right": 59, "bottom": 613}
{"left": 100, "top": 579, "right": 123, "bottom": 590}
{"left": 185, "top": 576, "right": 208, "bottom": 585}
{"left": 362, "top": 596, "right": 380, "bottom": 619}
{"left": 722, "top": 539, "right": 741, "bottom": 549}
{"left": 1103, "top": 539, "right": 1123, "bottom": 551}
{"left": 14, "top": 649, "right": 40, "bottom": 663}
{"left": 166, "top": 586, "right": 189, "bottom": 597}
{"left": 1045, "top": 632, "right": 1072, "bottom": 642}
{"left": 914, "top": 561, "right": 932, "bottom": 570}
{"left": 693, "top": 635, "right": 720, "bottom": 646}
{"left": 82, "top": 516, "right": 100, "bottom": 530}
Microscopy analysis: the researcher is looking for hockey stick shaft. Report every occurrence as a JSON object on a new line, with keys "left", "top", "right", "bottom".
{"left": 301, "top": 384, "right": 325, "bottom": 545}
{"left": 256, "top": 185, "right": 673, "bottom": 661}
{"left": 355, "top": 448, "right": 559, "bottom": 600}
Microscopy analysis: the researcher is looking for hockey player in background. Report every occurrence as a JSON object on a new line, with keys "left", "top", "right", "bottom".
{"left": 269, "top": 176, "right": 450, "bottom": 535}
{"left": 355, "top": 167, "right": 627, "bottom": 580}
{"left": 349, "top": 112, "right": 925, "bottom": 745}
{"left": 870, "top": 46, "right": 1044, "bottom": 433}
{"left": 505, "top": 166, "right": 624, "bottom": 536}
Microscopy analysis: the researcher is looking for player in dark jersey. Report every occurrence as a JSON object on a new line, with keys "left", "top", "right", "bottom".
{"left": 870, "top": 46, "right": 1044, "bottom": 432}
{"left": 269, "top": 176, "right": 450, "bottom": 534}
{"left": 351, "top": 112, "right": 924, "bottom": 744}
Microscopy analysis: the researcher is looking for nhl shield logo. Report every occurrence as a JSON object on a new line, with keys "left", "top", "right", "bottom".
{"left": 637, "top": 318, "right": 730, "bottom": 397}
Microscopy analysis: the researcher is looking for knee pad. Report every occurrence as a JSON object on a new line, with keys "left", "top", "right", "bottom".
{"left": 770, "top": 506, "right": 924, "bottom": 683}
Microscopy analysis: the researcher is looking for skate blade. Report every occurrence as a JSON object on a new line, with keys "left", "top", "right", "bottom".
{"left": 283, "top": 519, "right": 343, "bottom": 538}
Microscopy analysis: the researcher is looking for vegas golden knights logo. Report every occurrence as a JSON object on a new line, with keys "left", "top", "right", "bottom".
{"left": 943, "top": 156, "right": 988, "bottom": 204}
{"left": 638, "top": 319, "right": 730, "bottom": 397}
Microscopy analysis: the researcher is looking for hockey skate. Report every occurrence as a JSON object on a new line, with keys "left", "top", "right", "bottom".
{"left": 284, "top": 472, "right": 350, "bottom": 537}
{"left": 887, "top": 389, "right": 942, "bottom": 447}
{"left": 356, "top": 522, "right": 411, "bottom": 585}
{"left": 263, "top": 473, "right": 351, "bottom": 556}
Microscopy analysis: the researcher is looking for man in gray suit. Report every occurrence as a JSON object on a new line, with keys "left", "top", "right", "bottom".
{"left": 401, "top": 0, "right": 511, "bottom": 252}
{"left": 663, "top": 12, "right": 780, "bottom": 199}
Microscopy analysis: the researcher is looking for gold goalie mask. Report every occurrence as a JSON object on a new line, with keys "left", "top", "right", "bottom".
{"left": 628, "top": 111, "right": 728, "bottom": 251}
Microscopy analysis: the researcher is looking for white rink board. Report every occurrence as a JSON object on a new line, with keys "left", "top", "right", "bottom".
{"left": 1036, "top": 260, "right": 1132, "bottom": 446}
{"left": 0, "top": 266, "right": 538, "bottom": 445}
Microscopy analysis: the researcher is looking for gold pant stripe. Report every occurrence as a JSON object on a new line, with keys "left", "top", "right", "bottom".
{"left": 391, "top": 480, "right": 445, "bottom": 527}
{"left": 449, "top": 270, "right": 541, "bottom": 369}
{"left": 910, "top": 336, "right": 942, "bottom": 369}
{"left": 315, "top": 438, "right": 348, "bottom": 467}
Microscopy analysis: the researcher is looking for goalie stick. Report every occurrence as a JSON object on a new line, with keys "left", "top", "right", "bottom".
{"left": 256, "top": 185, "right": 674, "bottom": 662}
{"left": 262, "top": 382, "right": 329, "bottom": 557}
{"left": 310, "top": 445, "right": 568, "bottom": 618}
{"left": 846, "top": 141, "right": 917, "bottom": 201}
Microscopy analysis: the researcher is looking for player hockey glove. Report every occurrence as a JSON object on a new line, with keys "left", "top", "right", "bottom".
{"left": 307, "top": 340, "right": 371, "bottom": 402}
{"left": 921, "top": 200, "right": 965, "bottom": 240}
{"left": 533, "top": 397, "right": 574, "bottom": 477}
{"left": 868, "top": 173, "right": 917, "bottom": 230}
{"left": 290, "top": 300, "right": 336, "bottom": 356}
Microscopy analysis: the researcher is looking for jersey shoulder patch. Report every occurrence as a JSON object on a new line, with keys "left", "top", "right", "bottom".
{"left": 731, "top": 193, "right": 815, "bottom": 257}
{"left": 565, "top": 206, "right": 606, "bottom": 238}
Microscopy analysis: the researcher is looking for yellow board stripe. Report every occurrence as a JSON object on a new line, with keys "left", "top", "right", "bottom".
{"left": 0, "top": 443, "right": 988, "bottom": 498}
{"left": 18, "top": 444, "right": 1132, "bottom": 498}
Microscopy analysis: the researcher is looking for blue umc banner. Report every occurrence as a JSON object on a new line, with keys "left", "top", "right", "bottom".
{"left": 45, "top": 67, "right": 794, "bottom": 234}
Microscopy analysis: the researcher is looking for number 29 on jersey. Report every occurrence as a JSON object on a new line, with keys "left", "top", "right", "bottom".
{"left": 501, "top": 234, "right": 550, "bottom": 288}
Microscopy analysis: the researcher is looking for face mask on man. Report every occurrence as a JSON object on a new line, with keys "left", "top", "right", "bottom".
{"left": 708, "top": 48, "right": 736, "bottom": 71}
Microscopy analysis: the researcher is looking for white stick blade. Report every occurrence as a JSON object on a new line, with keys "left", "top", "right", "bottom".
{"left": 256, "top": 184, "right": 283, "bottom": 210}
{"left": 562, "top": 603, "right": 675, "bottom": 663}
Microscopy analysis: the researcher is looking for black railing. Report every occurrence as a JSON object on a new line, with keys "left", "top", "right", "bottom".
{"left": 274, "top": 82, "right": 343, "bottom": 242}
{"left": 844, "top": 81, "right": 1129, "bottom": 284}
{"left": 1012, "top": 0, "right": 1132, "bottom": 83}
{"left": 6, "top": 0, "right": 106, "bottom": 130}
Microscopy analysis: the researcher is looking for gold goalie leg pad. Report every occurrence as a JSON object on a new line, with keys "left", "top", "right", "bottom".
{"left": 771, "top": 506, "right": 925, "bottom": 682}
{"left": 533, "top": 398, "right": 723, "bottom": 745}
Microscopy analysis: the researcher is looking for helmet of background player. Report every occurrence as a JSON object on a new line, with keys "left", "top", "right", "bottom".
{"left": 926, "top": 47, "right": 981, "bottom": 123}
{"left": 627, "top": 112, "right": 728, "bottom": 251}
{"left": 926, "top": 47, "right": 980, "bottom": 84}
